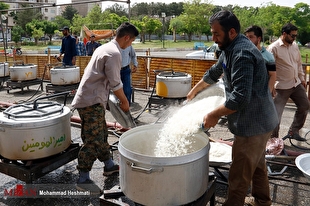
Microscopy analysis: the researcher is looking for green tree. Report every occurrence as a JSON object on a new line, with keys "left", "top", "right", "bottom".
{"left": 25, "top": 20, "right": 45, "bottom": 45}
{"left": 291, "top": 3, "right": 310, "bottom": 45}
{"left": 85, "top": 5, "right": 103, "bottom": 29}
{"left": 62, "top": 6, "right": 79, "bottom": 23}
{"left": 14, "top": 5, "right": 42, "bottom": 34}
{"left": 0, "top": 2, "right": 9, "bottom": 14}
{"left": 12, "top": 26, "right": 23, "bottom": 44}
{"left": 72, "top": 14, "right": 87, "bottom": 35}
{"left": 181, "top": 0, "right": 214, "bottom": 41}
{"left": 233, "top": 6, "right": 259, "bottom": 33}
{"left": 169, "top": 17, "right": 184, "bottom": 42}
{"left": 42, "top": 20, "right": 58, "bottom": 42}
{"left": 53, "top": 16, "right": 71, "bottom": 30}
{"left": 130, "top": 19, "right": 143, "bottom": 42}
{"left": 144, "top": 17, "right": 162, "bottom": 41}
{"left": 106, "top": 3, "right": 128, "bottom": 18}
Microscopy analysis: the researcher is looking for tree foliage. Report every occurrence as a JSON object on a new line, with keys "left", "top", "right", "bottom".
{"left": 14, "top": 5, "right": 43, "bottom": 34}
{"left": 11, "top": 26, "right": 24, "bottom": 44}
{"left": 8, "top": 1, "right": 310, "bottom": 45}
{"left": 180, "top": 0, "right": 214, "bottom": 41}
{"left": 0, "top": 2, "right": 9, "bottom": 14}
{"left": 61, "top": 6, "right": 79, "bottom": 24}
{"left": 106, "top": 3, "right": 128, "bottom": 18}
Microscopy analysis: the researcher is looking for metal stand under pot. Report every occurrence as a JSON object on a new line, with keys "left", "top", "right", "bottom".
{"left": 46, "top": 65, "right": 80, "bottom": 94}
{"left": 100, "top": 174, "right": 217, "bottom": 206}
{"left": 6, "top": 63, "right": 43, "bottom": 93}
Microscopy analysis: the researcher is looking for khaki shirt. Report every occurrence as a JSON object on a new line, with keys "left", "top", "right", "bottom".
{"left": 72, "top": 39, "right": 123, "bottom": 109}
{"left": 267, "top": 38, "right": 304, "bottom": 89}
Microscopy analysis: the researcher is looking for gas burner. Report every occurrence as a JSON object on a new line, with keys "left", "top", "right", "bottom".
{"left": 6, "top": 78, "right": 43, "bottom": 94}
{"left": 46, "top": 83, "right": 79, "bottom": 94}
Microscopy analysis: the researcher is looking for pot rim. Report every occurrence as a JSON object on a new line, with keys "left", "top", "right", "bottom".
{"left": 118, "top": 124, "right": 210, "bottom": 166}
{"left": 0, "top": 106, "right": 71, "bottom": 128}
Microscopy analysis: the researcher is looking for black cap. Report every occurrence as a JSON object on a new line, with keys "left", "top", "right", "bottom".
{"left": 90, "top": 34, "right": 96, "bottom": 37}
{"left": 59, "top": 26, "right": 69, "bottom": 31}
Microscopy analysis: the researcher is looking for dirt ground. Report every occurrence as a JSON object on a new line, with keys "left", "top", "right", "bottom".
{"left": 0, "top": 82, "right": 309, "bottom": 205}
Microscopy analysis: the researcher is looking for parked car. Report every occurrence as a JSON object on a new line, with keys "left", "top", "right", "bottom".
{"left": 186, "top": 43, "right": 221, "bottom": 59}
{"left": 39, "top": 37, "right": 49, "bottom": 41}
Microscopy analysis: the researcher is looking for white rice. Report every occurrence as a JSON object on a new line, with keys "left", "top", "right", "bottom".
{"left": 209, "top": 142, "right": 232, "bottom": 163}
{"left": 154, "top": 96, "right": 225, "bottom": 157}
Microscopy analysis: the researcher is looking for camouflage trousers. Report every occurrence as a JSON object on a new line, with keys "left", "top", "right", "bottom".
{"left": 76, "top": 103, "right": 111, "bottom": 172}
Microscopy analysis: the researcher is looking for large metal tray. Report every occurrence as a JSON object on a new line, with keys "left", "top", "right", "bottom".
{"left": 108, "top": 92, "right": 136, "bottom": 128}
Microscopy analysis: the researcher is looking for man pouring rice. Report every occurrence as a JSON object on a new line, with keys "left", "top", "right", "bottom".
{"left": 187, "top": 10, "right": 278, "bottom": 206}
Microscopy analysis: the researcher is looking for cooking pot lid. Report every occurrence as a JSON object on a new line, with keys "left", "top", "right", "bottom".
{"left": 108, "top": 92, "right": 136, "bottom": 128}
{"left": 158, "top": 71, "right": 188, "bottom": 77}
{"left": 53, "top": 66, "right": 77, "bottom": 69}
{"left": 10, "top": 64, "right": 35, "bottom": 67}
{"left": 3, "top": 101, "right": 65, "bottom": 119}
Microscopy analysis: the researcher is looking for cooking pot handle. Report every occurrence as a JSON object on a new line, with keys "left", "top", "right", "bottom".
{"left": 128, "top": 162, "right": 163, "bottom": 174}
{"left": 33, "top": 91, "right": 70, "bottom": 109}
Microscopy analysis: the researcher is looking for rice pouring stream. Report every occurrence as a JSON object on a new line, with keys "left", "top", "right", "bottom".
{"left": 154, "top": 96, "right": 225, "bottom": 157}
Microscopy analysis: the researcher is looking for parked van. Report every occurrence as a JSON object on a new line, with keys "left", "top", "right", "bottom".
{"left": 186, "top": 43, "right": 221, "bottom": 59}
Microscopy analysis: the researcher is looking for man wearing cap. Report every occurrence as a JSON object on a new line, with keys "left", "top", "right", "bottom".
{"left": 86, "top": 34, "right": 101, "bottom": 56}
{"left": 58, "top": 26, "right": 77, "bottom": 66}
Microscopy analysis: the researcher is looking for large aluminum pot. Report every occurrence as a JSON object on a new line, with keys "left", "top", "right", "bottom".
{"left": 156, "top": 71, "right": 192, "bottom": 98}
{"left": 0, "top": 94, "right": 72, "bottom": 160}
{"left": 9, "top": 64, "right": 37, "bottom": 81}
{"left": 50, "top": 66, "right": 80, "bottom": 85}
{"left": 295, "top": 153, "right": 310, "bottom": 181}
{"left": 118, "top": 124, "right": 210, "bottom": 206}
{"left": 0, "top": 62, "right": 9, "bottom": 77}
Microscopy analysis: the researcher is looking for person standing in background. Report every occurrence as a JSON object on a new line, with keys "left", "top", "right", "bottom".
{"left": 71, "top": 22, "right": 139, "bottom": 194}
{"left": 267, "top": 23, "right": 309, "bottom": 141}
{"left": 187, "top": 10, "right": 278, "bottom": 205}
{"left": 244, "top": 25, "right": 276, "bottom": 96}
{"left": 57, "top": 26, "right": 77, "bottom": 66}
{"left": 121, "top": 45, "right": 138, "bottom": 104}
{"left": 75, "top": 35, "right": 86, "bottom": 56}
{"left": 86, "top": 34, "right": 101, "bottom": 56}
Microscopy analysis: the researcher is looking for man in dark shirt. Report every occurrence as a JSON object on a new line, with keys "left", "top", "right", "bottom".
{"left": 86, "top": 34, "right": 101, "bottom": 56}
{"left": 187, "top": 10, "right": 278, "bottom": 206}
{"left": 58, "top": 26, "right": 77, "bottom": 66}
